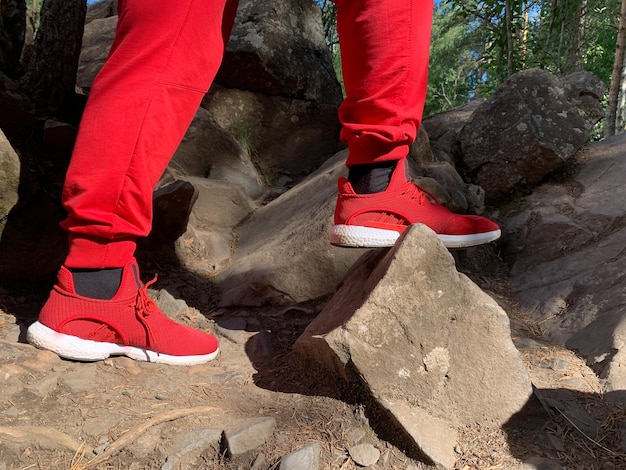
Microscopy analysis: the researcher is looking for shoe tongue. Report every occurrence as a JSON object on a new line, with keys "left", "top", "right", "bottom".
{"left": 112, "top": 259, "right": 144, "bottom": 299}
{"left": 387, "top": 158, "right": 411, "bottom": 190}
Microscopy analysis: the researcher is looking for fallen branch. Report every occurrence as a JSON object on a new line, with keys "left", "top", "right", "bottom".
{"left": 83, "top": 405, "right": 218, "bottom": 468}
{"left": 0, "top": 425, "right": 91, "bottom": 454}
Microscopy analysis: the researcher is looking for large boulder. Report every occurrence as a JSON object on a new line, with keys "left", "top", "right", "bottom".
{"left": 0, "top": 128, "right": 19, "bottom": 229}
{"left": 85, "top": 0, "right": 117, "bottom": 24}
{"left": 168, "top": 107, "right": 265, "bottom": 199}
{"left": 501, "top": 133, "right": 626, "bottom": 395}
{"left": 295, "top": 225, "right": 532, "bottom": 468}
{"left": 202, "top": 86, "right": 341, "bottom": 183}
{"left": 216, "top": 0, "right": 342, "bottom": 106}
{"left": 76, "top": 15, "right": 116, "bottom": 89}
{"left": 413, "top": 107, "right": 489, "bottom": 215}
{"left": 459, "top": 68, "right": 604, "bottom": 204}
{"left": 215, "top": 150, "right": 369, "bottom": 306}
{"left": 422, "top": 98, "right": 484, "bottom": 165}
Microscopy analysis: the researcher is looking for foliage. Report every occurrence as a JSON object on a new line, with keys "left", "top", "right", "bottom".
{"left": 315, "top": 0, "right": 343, "bottom": 94}
{"left": 26, "top": 0, "right": 42, "bottom": 30}
{"left": 425, "top": 1, "right": 484, "bottom": 115}
{"left": 315, "top": 0, "right": 625, "bottom": 130}
{"left": 426, "top": 0, "right": 622, "bottom": 115}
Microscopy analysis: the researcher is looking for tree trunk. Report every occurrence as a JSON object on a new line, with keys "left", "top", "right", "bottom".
{"left": 0, "top": 0, "right": 26, "bottom": 77}
{"left": 504, "top": 0, "right": 514, "bottom": 77}
{"left": 606, "top": 0, "right": 626, "bottom": 137}
{"left": 20, "top": 0, "right": 86, "bottom": 118}
{"left": 521, "top": 0, "right": 529, "bottom": 67}
{"left": 567, "top": 0, "right": 586, "bottom": 72}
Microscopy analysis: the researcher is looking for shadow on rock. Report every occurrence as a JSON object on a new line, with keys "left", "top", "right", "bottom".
{"left": 503, "top": 387, "right": 626, "bottom": 469}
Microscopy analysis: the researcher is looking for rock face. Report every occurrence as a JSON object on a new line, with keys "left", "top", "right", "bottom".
{"left": 295, "top": 225, "right": 532, "bottom": 468}
{"left": 202, "top": 85, "right": 342, "bottom": 181}
{"left": 0, "top": 128, "right": 20, "bottom": 230}
{"left": 501, "top": 133, "right": 626, "bottom": 395}
{"left": 76, "top": 16, "right": 116, "bottom": 89}
{"left": 216, "top": 151, "right": 369, "bottom": 306}
{"left": 459, "top": 68, "right": 605, "bottom": 203}
{"left": 216, "top": 0, "right": 342, "bottom": 106}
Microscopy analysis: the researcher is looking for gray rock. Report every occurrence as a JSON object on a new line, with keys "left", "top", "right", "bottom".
{"left": 216, "top": 317, "right": 251, "bottom": 344}
{"left": 58, "top": 366, "right": 99, "bottom": 394}
{"left": 83, "top": 412, "right": 123, "bottom": 438}
{"left": 152, "top": 289, "right": 190, "bottom": 322}
{"left": 511, "top": 456, "right": 564, "bottom": 470}
{"left": 173, "top": 224, "right": 236, "bottom": 275}
{"left": 185, "top": 176, "right": 256, "bottom": 229}
{"left": 348, "top": 443, "right": 380, "bottom": 467}
{"left": 25, "top": 373, "right": 59, "bottom": 398}
{"left": 223, "top": 417, "right": 276, "bottom": 456}
{"left": 0, "top": 128, "right": 20, "bottom": 231}
{"left": 346, "top": 427, "right": 366, "bottom": 446}
{"left": 216, "top": 152, "right": 366, "bottom": 306}
{"left": 77, "top": 15, "right": 117, "bottom": 88}
{"left": 85, "top": 0, "right": 118, "bottom": 24}
{"left": 295, "top": 225, "right": 532, "bottom": 468}
{"left": 216, "top": 151, "right": 369, "bottom": 306}
{"left": 144, "top": 180, "right": 197, "bottom": 250}
{"left": 218, "top": 0, "right": 342, "bottom": 105}
{"left": 280, "top": 443, "right": 321, "bottom": 470}
{"left": 501, "top": 133, "right": 626, "bottom": 394}
{"left": 459, "top": 68, "right": 604, "bottom": 203}
{"left": 161, "top": 428, "right": 222, "bottom": 470}
{"left": 246, "top": 330, "right": 273, "bottom": 361}
{"left": 169, "top": 107, "right": 265, "bottom": 199}
{"left": 202, "top": 86, "right": 342, "bottom": 184}
{"left": 4, "top": 406, "right": 19, "bottom": 418}
{"left": 251, "top": 453, "right": 267, "bottom": 470}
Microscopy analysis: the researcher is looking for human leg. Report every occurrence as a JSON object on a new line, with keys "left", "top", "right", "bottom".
{"left": 330, "top": 0, "right": 500, "bottom": 248}
{"left": 63, "top": 0, "right": 239, "bottom": 268}
{"left": 28, "top": 0, "right": 239, "bottom": 364}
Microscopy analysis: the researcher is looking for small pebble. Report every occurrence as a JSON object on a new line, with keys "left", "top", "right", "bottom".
{"left": 93, "top": 443, "right": 109, "bottom": 455}
{"left": 549, "top": 358, "right": 568, "bottom": 370}
{"left": 349, "top": 443, "right": 380, "bottom": 467}
{"left": 5, "top": 406, "right": 19, "bottom": 418}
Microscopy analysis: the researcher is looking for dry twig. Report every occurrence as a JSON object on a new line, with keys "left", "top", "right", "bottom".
{"left": 81, "top": 405, "right": 218, "bottom": 468}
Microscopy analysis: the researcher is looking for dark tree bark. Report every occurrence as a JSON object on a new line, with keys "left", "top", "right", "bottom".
{"left": 20, "top": 0, "right": 86, "bottom": 117}
{"left": 0, "top": 0, "right": 26, "bottom": 77}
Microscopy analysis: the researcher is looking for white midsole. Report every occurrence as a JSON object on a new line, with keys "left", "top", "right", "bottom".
{"left": 329, "top": 224, "right": 501, "bottom": 248}
{"left": 27, "top": 321, "right": 219, "bottom": 366}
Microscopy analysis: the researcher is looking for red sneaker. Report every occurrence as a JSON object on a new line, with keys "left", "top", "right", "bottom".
{"left": 27, "top": 259, "right": 219, "bottom": 365}
{"left": 330, "top": 159, "right": 501, "bottom": 248}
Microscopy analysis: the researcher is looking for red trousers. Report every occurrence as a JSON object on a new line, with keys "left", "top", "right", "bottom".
{"left": 62, "top": 0, "right": 433, "bottom": 268}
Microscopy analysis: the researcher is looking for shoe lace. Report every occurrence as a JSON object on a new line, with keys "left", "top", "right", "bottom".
{"left": 401, "top": 181, "right": 440, "bottom": 205}
{"left": 133, "top": 276, "right": 159, "bottom": 354}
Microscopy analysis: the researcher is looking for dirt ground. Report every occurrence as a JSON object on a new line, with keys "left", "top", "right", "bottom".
{"left": 0, "top": 251, "right": 625, "bottom": 470}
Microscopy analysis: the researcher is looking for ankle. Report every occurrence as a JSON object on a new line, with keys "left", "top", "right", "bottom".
{"left": 348, "top": 160, "right": 400, "bottom": 194}
{"left": 69, "top": 268, "right": 123, "bottom": 300}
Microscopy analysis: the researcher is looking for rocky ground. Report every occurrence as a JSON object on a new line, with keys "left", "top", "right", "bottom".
{"left": 0, "top": 252, "right": 625, "bottom": 470}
